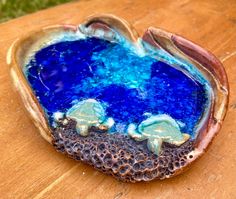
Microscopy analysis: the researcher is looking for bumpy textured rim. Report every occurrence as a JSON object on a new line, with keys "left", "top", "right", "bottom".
{"left": 8, "top": 13, "right": 229, "bottom": 179}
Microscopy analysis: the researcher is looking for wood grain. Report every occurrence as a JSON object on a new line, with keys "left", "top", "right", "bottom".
{"left": 0, "top": 0, "right": 236, "bottom": 198}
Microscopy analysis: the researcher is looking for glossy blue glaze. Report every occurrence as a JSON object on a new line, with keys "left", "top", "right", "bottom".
{"left": 25, "top": 37, "right": 208, "bottom": 136}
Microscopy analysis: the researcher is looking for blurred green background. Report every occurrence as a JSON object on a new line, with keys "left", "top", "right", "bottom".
{"left": 0, "top": 0, "right": 74, "bottom": 23}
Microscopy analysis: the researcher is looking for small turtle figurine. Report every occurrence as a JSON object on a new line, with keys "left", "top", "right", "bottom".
{"left": 56, "top": 99, "right": 114, "bottom": 136}
{"left": 127, "top": 114, "right": 190, "bottom": 155}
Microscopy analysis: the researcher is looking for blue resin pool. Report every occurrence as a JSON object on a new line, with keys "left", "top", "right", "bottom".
{"left": 25, "top": 37, "right": 207, "bottom": 136}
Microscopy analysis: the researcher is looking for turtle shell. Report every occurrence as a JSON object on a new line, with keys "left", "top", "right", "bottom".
{"left": 66, "top": 99, "right": 106, "bottom": 125}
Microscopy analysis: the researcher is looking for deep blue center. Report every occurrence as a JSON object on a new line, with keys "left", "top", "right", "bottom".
{"left": 26, "top": 37, "right": 207, "bottom": 136}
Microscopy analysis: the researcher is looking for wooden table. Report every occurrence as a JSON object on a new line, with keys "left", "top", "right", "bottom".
{"left": 0, "top": 0, "right": 236, "bottom": 198}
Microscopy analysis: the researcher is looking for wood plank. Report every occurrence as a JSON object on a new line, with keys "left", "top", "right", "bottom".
{"left": 0, "top": 0, "right": 236, "bottom": 198}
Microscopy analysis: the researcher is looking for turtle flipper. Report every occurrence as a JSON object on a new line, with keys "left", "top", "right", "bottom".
{"left": 76, "top": 124, "right": 89, "bottom": 136}
{"left": 166, "top": 133, "right": 190, "bottom": 146}
{"left": 102, "top": 117, "right": 115, "bottom": 128}
{"left": 147, "top": 138, "right": 163, "bottom": 155}
{"left": 128, "top": 124, "right": 146, "bottom": 141}
{"left": 183, "top": 133, "right": 190, "bottom": 141}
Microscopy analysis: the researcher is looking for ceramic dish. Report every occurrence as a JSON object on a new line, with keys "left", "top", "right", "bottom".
{"left": 8, "top": 14, "right": 229, "bottom": 182}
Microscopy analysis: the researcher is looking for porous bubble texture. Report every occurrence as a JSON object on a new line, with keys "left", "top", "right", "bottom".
{"left": 52, "top": 118, "right": 194, "bottom": 182}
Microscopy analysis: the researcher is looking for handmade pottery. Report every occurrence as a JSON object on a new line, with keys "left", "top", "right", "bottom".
{"left": 8, "top": 14, "right": 229, "bottom": 182}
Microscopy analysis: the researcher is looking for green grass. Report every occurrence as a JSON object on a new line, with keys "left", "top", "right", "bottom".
{"left": 0, "top": 0, "right": 74, "bottom": 23}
